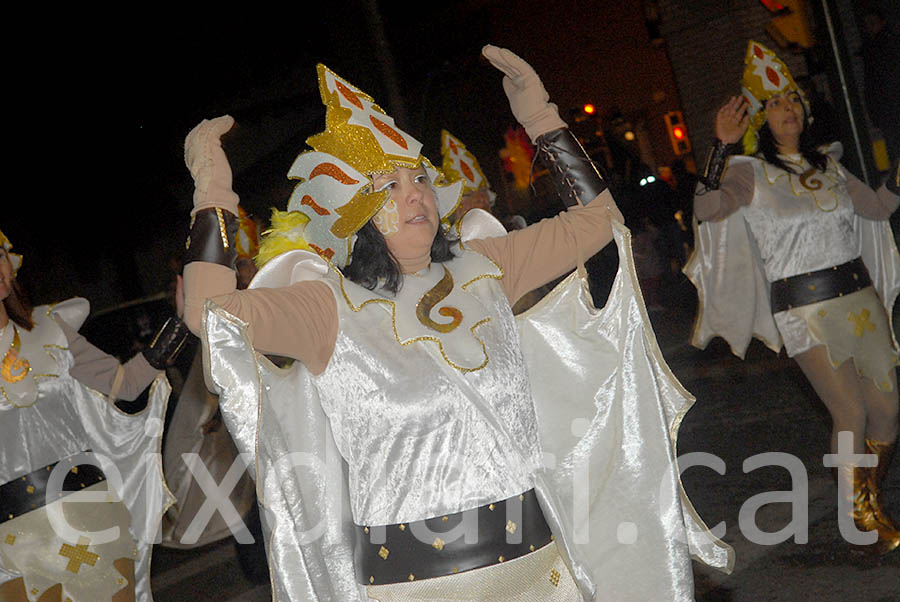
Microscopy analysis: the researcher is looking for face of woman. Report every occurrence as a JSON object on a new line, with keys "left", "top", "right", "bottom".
{"left": 371, "top": 166, "right": 439, "bottom": 266}
{"left": 0, "top": 249, "right": 12, "bottom": 303}
{"left": 765, "top": 91, "right": 805, "bottom": 147}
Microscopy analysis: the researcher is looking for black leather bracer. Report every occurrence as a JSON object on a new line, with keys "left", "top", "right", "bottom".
{"left": 184, "top": 207, "right": 239, "bottom": 268}
{"left": 699, "top": 139, "right": 731, "bottom": 190}
{"left": 535, "top": 127, "right": 608, "bottom": 207}
{"left": 143, "top": 317, "right": 192, "bottom": 370}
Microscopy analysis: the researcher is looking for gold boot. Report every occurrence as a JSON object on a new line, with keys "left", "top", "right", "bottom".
{"left": 864, "top": 439, "right": 900, "bottom": 535}
{"left": 844, "top": 444, "right": 900, "bottom": 555}
{"left": 834, "top": 464, "right": 899, "bottom": 554}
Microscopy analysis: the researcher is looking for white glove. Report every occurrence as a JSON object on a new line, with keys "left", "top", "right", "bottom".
{"left": 482, "top": 45, "right": 567, "bottom": 143}
{"left": 184, "top": 115, "right": 240, "bottom": 216}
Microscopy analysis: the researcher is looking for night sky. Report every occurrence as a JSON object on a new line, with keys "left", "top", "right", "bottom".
{"left": 9, "top": 1, "right": 671, "bottom": 310}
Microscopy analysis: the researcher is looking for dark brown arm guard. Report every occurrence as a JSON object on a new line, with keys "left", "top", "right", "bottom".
{"left": 184, "top": 207, "right": 239, "bottom": 268}
{"left": 142, "top": 317, "right": 193, "bottom": 370}
{"left": 887, "top": 156, "right": 900, "bottom": 196}
{"left": 535, "top": 127, "right": 608, "bottom": 207}
{"left": 700, "top": 139, "right": 731, "bottom": 190}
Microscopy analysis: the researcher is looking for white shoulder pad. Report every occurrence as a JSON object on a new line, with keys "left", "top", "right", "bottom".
{"left": 459, "top": 208, "right": 507, "bottom": 243}
{"left": 726, "top": 154, "right": 762, "bottom": 167}
{"left": 47, "top": 297, "right": 91, "bottom": 330}
{"left": 249, "top": 249, "right": 331, "bottom": 289}
{"left": 819, "top": 141, "right": 843, "bottom": 161}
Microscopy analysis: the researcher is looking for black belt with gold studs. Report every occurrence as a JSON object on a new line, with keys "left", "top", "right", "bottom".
{"left": 354, "top": 488, "right": 554, "bottom": 586}
{"left": 770, "top": 257, "right": 872, "bottom": 314}
{"left": 0, "top": 451, "right": 106, "bottom": 524}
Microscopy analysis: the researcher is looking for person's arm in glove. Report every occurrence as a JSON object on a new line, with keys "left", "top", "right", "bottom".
{"left": 182, "top": 116, "right": 240, "bottom": 335}
{"left": 179, "top": 117, "right": 339, "bottom": 374}
{"left": 482, "top": 44, "right": 620, "bottom": 214}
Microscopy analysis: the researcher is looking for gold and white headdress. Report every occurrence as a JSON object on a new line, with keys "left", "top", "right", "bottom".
{"left": 0, "top": 229, "right": 23, "bottom": 276}
{"left": 740, "top": 40, "right": 809, "bottom": 154}
{"left": 440, "top": 130, "right": 496, "bottom": 206}
{"left": 258, "top": 64, "right": 462, "bottom": 269}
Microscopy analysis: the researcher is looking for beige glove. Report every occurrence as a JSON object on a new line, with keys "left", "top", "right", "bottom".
{"left": 482, "top": 45, "right": 567, "bottom": 143}
{"left": 184, "top": 115, "right": 240, "bottom": 216}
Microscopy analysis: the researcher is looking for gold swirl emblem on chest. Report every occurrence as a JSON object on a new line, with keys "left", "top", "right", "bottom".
{"left": 416, "top": 266, "right": 463, "bottom": 333}
{"left": 2, "top": 327, "right": 31, "bottom": 383}
{"left": 799, "top": 168, "right": 823, "bottom": 191}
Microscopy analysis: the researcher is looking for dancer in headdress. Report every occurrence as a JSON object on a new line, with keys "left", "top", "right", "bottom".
{"left": 0, "top": 231, "right": 179, "bottom": 600}
{"left": 183, "top": 46, "right": 729, "bottom": 600}
{"left": 686, "top": 40, "right": 900, "bottom": 554}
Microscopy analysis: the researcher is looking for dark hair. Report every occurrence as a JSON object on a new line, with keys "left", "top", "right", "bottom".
{"left": 342, "top": 221, "right": 455, "bottom": 294}
{"left": 757, "top": 100, "right": 828, "bottom": 174}
{"left": 3, "top": 279, "right": 35, "bottom": 331}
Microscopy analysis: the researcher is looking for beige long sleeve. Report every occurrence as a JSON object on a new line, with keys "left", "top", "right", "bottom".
{"left": 467, "top": 189, "right": 620, "bottom": 305}
{"left": 183, "top": 262, "right": 338, "bottom": 375}
{"left": 182, "top": 191, "right": 618, "bottom": 373}
{"left": 843, "top": 168, "right": 900, "bottom": 219}
{"left": 693, "top": 161, "right": 755, "bottom": 222}
{"left": 56, "top": 318, "right": 161, "bottom": 402}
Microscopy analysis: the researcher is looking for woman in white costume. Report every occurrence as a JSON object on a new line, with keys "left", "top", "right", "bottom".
{"left": 0, "top": 232, "right": 180, "bottom": 601}
{"left": 686, "top": 41, "right": 900, "bottom": 554}
{"left": 183, "top": 46, "right": 729, "bottom": 601}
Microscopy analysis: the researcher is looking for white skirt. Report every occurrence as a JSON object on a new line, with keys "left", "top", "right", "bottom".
{"left": 774, "top": 287, "right": 898, "bottom": 391}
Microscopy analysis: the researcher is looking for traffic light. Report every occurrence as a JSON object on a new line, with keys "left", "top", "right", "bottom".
{"left": 664, "top": 111, "right": 691, "bottom": 156}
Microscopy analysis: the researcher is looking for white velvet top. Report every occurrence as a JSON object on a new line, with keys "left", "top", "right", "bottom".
{"left": 314, "top": 248, "right": 540, "bottom": 526}
{"left": 742, "top": 154, "right": 858, "bottom": 281}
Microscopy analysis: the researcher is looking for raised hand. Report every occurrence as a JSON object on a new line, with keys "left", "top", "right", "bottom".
{"left": 482, "top": 45, "right": 566, "bottom": 143}
{"left": 715, "top": 96, "right": 750, "bottom": 145}
{"left": 184, "top": 115, "right": 240, "bottom": 216}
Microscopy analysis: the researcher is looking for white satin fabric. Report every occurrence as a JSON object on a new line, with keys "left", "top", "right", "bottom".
{"left": 0, "top": 300, "right": 173, "bottom": 602}
{"left": 317, "top": 248, "right": 538, "bottom": 527}
{"left": 204, "top": 214, "right": 728, "bottom": 601}
{"left": 742, "top": 150, "right": 858, "bottom": 282}
{"left": 685, "top": 153, "right": 900, "bottom": 358}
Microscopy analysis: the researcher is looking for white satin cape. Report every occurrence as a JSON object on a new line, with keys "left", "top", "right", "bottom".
{"left": 202, "top": 214, "right": 732, "bottom": 602}
{"left": 684, "top": 155, "right": 900, "bottom": 358}
{"left": 0, "top": 299, "right": 174, "bottom": 602}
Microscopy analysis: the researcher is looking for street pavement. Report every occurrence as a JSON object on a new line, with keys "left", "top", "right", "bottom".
{"left": 149, "top": 274, "right": 900, "bottom": 601}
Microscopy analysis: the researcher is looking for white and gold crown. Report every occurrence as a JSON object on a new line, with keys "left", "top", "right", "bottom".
{"left": 0, "top": 229, "right": 23, "bottom": 276}
{"left": 740, "top": 40, "right": 809, "bottom": 154}
{"left": 440, "top": 130, "right": 496, "bottom": 206}
{"left": 259, "top": 64, "right": 462, "bottom": 269}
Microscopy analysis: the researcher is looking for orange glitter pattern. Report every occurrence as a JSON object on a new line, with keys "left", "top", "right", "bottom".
{"left": 369, "top": 116, "right": 408, "bottom": 150}
{"left": 309, "top": 162, "right": 360, "bottom": 185}
{"left": 766, "top": 67, "right": 780, "bottom": 86}
{"left": 300, "top": 195, "right": 332, "bottom": 216}
{"left": 460, "top": 161, "right": 475, "bottom": 183}
{"left": 754, "top": 45, "right": 764, "bottom": 59}
{"left": 310, "top": 244, "right": 335, "bottom": 260}
{"left": 449, "top": 139, "right": 458, "bottom": 154}
{"left": 335, "top": 80, "right": 364, "bottom": 110}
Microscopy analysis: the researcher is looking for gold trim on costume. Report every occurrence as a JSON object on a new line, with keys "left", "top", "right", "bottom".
{"left": 331, "top": 249, "right": 500, "bottom": 373}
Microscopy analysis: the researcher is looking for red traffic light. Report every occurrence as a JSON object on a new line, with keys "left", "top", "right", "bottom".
{"left": 672, "top": 126, "right": 685, "bottom": 141}
{"left": 583, "top": 104, "right": 596, "bottom": 115}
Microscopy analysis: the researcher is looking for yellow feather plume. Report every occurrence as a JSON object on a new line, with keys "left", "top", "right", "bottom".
{"left": 255, "top": 209, "right": 313, "bottom": 268}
